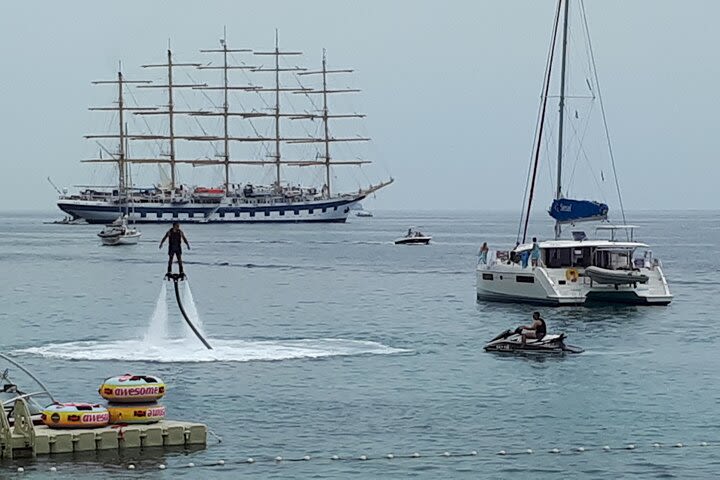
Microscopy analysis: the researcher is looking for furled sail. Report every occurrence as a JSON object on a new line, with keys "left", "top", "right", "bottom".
{"left": 549, "top": 198, "right": 608, "bottom": 224}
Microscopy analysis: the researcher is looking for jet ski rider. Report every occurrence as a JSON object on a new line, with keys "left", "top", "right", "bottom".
{"left": 519, "top": 311, "right": 546, "bottom": 345}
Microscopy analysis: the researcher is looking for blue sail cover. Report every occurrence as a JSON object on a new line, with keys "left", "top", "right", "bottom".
{"left": 549, "top": 198, "right": 609, "bottom": 224}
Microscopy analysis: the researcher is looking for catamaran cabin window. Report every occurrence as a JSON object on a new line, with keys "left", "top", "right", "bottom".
{"left": 545, "top": 247, "right": 591, "bottom": 268}
{"left": 595, "top": 249, "right": 632, "bottom": 270}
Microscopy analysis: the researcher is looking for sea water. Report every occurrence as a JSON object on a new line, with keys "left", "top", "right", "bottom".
{"left": 1, "top": 209, "right": 719, "bottom": 479}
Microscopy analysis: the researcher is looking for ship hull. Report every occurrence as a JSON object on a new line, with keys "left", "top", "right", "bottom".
{"left": 58, "top": 196, "right": 364, "bottom": 224}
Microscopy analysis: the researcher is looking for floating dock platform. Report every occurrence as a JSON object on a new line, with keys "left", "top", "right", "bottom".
{"left": 1, "top": 399, "right": 206, "bottom": 459}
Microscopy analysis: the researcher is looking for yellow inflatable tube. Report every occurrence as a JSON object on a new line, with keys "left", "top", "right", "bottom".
{"left": 108, "top": 403, "right": 166, "bottom": 424}
{"left": 99, "top": 374, "right": 166, "bottom": 403}
{"left": 42, "top": 403, "right": 110, "bottom": 429}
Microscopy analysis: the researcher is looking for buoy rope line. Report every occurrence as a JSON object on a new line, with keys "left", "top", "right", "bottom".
{"left": 5, "top": 440, "right": 720, "bottom": 473}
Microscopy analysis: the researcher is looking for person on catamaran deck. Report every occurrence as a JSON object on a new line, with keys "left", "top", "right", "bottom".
{"left": 478, "top": 242, "right": 489, "bottom": 264}
{"left": 519, "top": 311, "right": 546, "bottom": 345}
{"left": 160, "top": 222, "right": 190, "bottom": 275}
{"left": 531, "top": 237, "right": 541, "bottom": 267}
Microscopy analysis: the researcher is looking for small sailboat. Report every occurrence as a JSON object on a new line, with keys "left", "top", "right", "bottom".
{"left": 394, "top": 228, "right": 431, "bottom": 245}
{"left": 97, "top": 215, "right": 142, "bottom": 246}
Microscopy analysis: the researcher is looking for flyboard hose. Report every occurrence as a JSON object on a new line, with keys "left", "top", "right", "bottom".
{"left": 166, "top": 274, "right": 213, "bottom": 350}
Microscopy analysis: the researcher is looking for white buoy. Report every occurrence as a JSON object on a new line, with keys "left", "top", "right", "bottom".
{"left": 359, "top": 455, "right": 367, "bottom": 461}
{"left": 443, "top": 451, "right": 451, "bottom": 457}
{"left": 387, "top": 454, "right": 394, "bottom": 459}
{"left": 526, "top": 449, "right": 533, "bottom": 454}
{"left": 577, "top": 447, "right": 585, "bottom": 452}
{"left": 50, "top": 467, "right": 57, "bottom": 473}
{"left": 550, "top": 448, "right": 560, "bottom": 454}
{"left": 17, "top": 467, "right": 24, "bottom": 473}
{"left": 653, "top": 443, "right": 661, "bottom": 448}
{"left": 701, "top": 442, "right": 708, "bottom": 447}
{"left": 627, "top": 444, "right": 636, "bottom": 450}
{"left": 603, "top": 446, "right": 611, "bottom": 451}
{"left": 303, "top": 455, "right": 311, "bottom": 461}
{"left": 275, "top": 456, "right": 283, "bottom": 462}
{"left": 331, "top": 455, "right": 339, "bottom": 461}
{"left": 218, "top": 460, "right": 225, "bottom": 465}
{"left": 188, "top": 462, "right": 195, "bottom": 467}
{"left": 470, "top": 450, "right": 478, "bottom": 456}
{"left": 159, "top": 464, "right": 166, "bottom": 470}
{"left": 412, "top": 452, "right": 420, "bottom": 458}
{"left": 498, "top": 450, "right": 507, "bottom": 456}
{"left": 675, "top": 443, "right": 684, "bottom": 448}
{"left": 128, "top": 464, "right": 135, "bottom": 470}
{"left": 247, "top": 458, "right": 255, "bottom": 464}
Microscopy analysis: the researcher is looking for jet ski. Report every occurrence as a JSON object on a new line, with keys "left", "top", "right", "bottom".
{"left": 484, "top": 328, "right": 583, "bottom": 354}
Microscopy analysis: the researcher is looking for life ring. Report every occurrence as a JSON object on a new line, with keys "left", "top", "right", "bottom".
{"left": 41, "top": 403, "right": 110, "bottom": 429}
{"left": 108, "top": 403, "right": 166, "bottom": 424}
{"left": 99, "top": 374, "right": 166, "bottom": 403}
{"left": 565, "top": 268, "right": 579, "bottom": 282}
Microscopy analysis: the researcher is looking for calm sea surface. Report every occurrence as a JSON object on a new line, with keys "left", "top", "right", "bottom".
{"left": 1, "top": 209, "right": 719, "bottom": 479}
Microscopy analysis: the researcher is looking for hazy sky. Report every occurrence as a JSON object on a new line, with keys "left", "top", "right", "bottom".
{"left": 1, "top": 0, "right": 718, "bottom": 213}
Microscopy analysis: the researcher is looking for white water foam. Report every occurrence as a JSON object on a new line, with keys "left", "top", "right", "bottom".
{"left": 143, "top": 282, "right": 168, "bottom": 341}
{"left": 17, "top": 282, "right": 407, "bottom": 363}
{"left": 16, "top": 338, "right": 407, "bottom": 363}
{"left": 180, "top": 280, "right": 205, "bottom": 335}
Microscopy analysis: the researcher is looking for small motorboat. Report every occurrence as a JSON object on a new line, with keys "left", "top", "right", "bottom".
{"left": 484, "top": 328, "right": 583, "bottom": 354}
{"left": 584, "top": 266, "right": 649, "bottom": 286}
{"left": 394, "top": 228, "right": 431, "bottom": 245}
{"left": 97, "top": 215, "right": 141, "bottom": 246}
{"left": 356, "top": 210, "right": 373, "bottom": 218}
{"left": 43, "top": 215, "right": 87, "bottom": 225}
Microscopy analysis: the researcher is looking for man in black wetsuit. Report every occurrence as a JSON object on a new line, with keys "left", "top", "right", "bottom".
{"left": 159, "top": 222, "right": 190, "bottom": 275}
{"left": 520, "top": 311, "right": 546, "bottom": 345}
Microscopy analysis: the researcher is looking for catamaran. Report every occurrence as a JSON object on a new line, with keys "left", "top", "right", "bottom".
{"left": 57, "top": 32, "right": 392, "bottom": 224}
{"left": 476, "top": 0, "right": 672, "bottom": 306}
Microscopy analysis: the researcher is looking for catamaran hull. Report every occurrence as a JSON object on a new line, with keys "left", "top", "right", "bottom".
{"left": 476, "top": 267, "right": 673, "bottom": 306}
{"left": 58, "top": 196, "right": 364, "bottom": 224}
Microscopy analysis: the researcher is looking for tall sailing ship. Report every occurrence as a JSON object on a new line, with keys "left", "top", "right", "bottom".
{"left": 58, "top": 33, "right": 393, "bottom": 224}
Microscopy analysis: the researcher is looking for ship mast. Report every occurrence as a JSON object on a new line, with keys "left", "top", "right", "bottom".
{"left": 555, "top": 0, "right": 570, "bottom": 239}
{"left": 85, "top": 65, "right": 154, "bottom": 198}
{"left": 196, "top": 29, "right": 255, "bottom": 193}
{"left": 83, "top": 37, "right": 394, "bottom": 201}
{"left": 253, "top": 31, "right": 308, "bottom": 191}
{"left": 137, "top": 48, "right": 205, "bottom": 192}
{"left": 293, "top": 49, "right": 370, "bottom": 198}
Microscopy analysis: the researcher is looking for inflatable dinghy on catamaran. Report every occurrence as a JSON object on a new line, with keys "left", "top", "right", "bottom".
{"left": 484, "top": 328, "right": 583, "bottom": 354}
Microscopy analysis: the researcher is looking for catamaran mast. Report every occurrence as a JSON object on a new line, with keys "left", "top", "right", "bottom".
{"left": 555, "top": 0, "right": 570, "bottom": 239}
